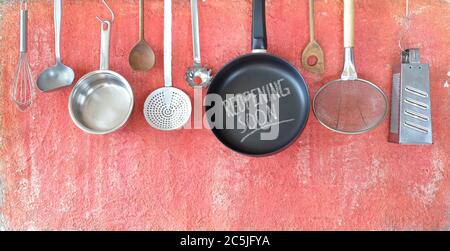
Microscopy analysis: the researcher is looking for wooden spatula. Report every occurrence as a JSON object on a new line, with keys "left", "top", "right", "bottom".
{"left": 302, "top": 0, "right": 324, "bottom": 74}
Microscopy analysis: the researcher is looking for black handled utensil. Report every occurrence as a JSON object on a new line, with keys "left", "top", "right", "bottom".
{"left": 206, "top": 0, "right": 310, "bottom": 156}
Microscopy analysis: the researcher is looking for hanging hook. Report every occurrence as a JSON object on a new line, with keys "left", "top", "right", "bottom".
{"left": 20, "top": 0, "right": 28, "bottom": 10}
{"left": 96, "top": 0, "right": 115, "bottom": 24}
{"left": 398, "top": 0, "right": 411, "bottom": 51}
{"left": 405, "top": 0, "right": 409, "bottom": 18}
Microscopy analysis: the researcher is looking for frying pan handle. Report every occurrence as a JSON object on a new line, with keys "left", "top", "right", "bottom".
{"left": 252, "top": 0, "right": 267, "bottom": 52}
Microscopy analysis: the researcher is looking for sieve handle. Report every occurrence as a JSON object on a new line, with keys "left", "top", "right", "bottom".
{"left": 344, "top": 0, "right": 354, "bottom": 48}
{"left": 99, "top": 21, "right": 111, "bottom": 71}
{"left": 164, "top": 0, "right": 172, "bottom": 87}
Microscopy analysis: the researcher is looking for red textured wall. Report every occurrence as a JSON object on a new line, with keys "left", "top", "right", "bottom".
{"left": 0, "top": 0, "right": 449, "bottom": 230}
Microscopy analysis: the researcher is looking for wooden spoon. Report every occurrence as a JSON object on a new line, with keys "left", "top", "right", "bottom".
{"left": 301, "top": 0, "right": 324, "bottom": 74}
{"left": 129, "top": 0, "right": 155, "bottom": 72}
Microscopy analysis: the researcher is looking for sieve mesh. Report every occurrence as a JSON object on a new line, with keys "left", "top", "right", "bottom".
{"left": 313, "top": 79, "right": 388, "bottom": 134}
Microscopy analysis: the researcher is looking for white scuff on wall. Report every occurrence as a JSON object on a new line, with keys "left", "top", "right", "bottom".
{"left": 0, "top": 176, "right": 9, "bottom": 231}
{"left": 0, "top": 177, "right": 3, "bottom": 207}
{"left": 443, "top": 71, "right": 450, "bottom": 88}
{"left": 0, "top": 214, "right": 9, "bottom": 231}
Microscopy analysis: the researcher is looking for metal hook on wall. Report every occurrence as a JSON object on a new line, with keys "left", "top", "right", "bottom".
{"left": 20, "top": 0, "right": 28, "bottom": 10}
{"left": 398, "top": 0, "right": 411, "bottom": 51}
{"left": 96, "top": 0, "right": 115, "bottom": 24}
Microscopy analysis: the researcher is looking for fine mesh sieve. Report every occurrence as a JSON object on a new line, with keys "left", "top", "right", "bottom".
{"left": 313, "top": 0, "right": 388, "bottom": 134}
{"left": 143, "top": 0, "right": 192, "bottom": 131}
{"left": 314, "top": 79, "right": 387, "bottom": 133}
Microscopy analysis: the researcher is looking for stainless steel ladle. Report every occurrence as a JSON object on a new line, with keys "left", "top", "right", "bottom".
{"left": 185, "top": 0, "right": 212, "bottom": 88}
{"left": 37, "top": 0, "right": 74, "bottom": 92}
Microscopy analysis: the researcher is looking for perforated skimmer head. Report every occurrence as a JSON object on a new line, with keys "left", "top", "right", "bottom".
{"left": 143, "top": 0, "right": 192, "bottom": 131}
{"left": 144, "top": 87, "right": 192, "bottom": 130}
{"left": 313, "top": 79, "right": 388, "bottom": 134}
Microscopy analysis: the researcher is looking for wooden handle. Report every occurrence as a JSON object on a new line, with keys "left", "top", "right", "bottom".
{"left": 309, "top": 0, "right": 315, "bottom": 42}
{"left": 139, "top": 0, "right": 144, "bottom": 40}
{"left": 344, "top": 0, "right": 354, "bottom": 48}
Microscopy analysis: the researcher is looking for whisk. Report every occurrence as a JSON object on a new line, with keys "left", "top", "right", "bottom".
{"left": 11, "top": 0, "right": 35, "bottom": 111}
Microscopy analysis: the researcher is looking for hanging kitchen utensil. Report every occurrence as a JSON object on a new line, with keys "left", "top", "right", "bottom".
{"left": 37, "top": 0, "right": 74, "bottom": 92}
{"left": 69, "top": 0, "right": 134, "bottom": 135}
{"left": 313, "top": 0, "right": 388, "bottom": 134}
{"left": 12, "top": 0, "right": 35, "bottom": 111}
{"left": 301, "top": 0, "right": 324, "bottom": 74}
{"left": 129, "top": 0, "right": 156, "bottom": 72}
{"left": 390, "top": 1, "right": 432, "bottom": 144}
{"left": 185, "top": 0, "right": 212, "bottom": 88}
{"left": 389, "top": 49, "right": 432, "bottom": 144}
{"left": 143, "top": 0, "right": 192, "bottom": 131}
{"left": 398, "top": 0, "right": 412, "bottom": 51}
{"left": 205, "top": 0, "right": 310, "bottom": 156}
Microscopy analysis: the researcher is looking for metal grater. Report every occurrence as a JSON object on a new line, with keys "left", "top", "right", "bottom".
{"left": 389, "top": 48, "right": 432, "bottom": 144}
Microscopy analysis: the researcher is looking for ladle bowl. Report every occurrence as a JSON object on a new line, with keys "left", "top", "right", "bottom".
{"left": 37, "top": 61, "right": 74, "bottom": 91}
{"left": 37, "top": 0, "right": 74, "bottom": 92}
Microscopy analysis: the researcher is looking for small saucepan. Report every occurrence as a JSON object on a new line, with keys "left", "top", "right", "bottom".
{"left": 69, "top": 20, "right": 134, "bottom": 135}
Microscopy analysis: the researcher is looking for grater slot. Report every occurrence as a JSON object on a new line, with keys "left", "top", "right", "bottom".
{"left": 404, "top": 109, "right": 429, "bottom": 121}
{"left": 405, "top": 86, "right": 428, "bottom": 98}
{"left": 404, "top": 98, "right": 428, "bottom": 109}
{"left": 404, "top": 121, "right": 429, "bottom": 134}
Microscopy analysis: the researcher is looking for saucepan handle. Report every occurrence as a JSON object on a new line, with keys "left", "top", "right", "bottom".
{"left": 252, "top": 0, "right": 267, "bottom": 52}
{"left": 99, "top": 21, "right": 111, "bottom": 71}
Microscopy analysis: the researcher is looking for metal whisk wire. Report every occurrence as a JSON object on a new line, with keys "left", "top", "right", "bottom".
{"left": 11, "top": 0, "right": 35, "bottom": 111}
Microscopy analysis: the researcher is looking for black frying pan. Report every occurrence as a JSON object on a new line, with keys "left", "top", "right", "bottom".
{"left": 206, "top": 0, "right": 310, "bottom": 156}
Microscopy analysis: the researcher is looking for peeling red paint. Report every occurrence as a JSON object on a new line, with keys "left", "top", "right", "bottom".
{"left": 0, "top": 0, "right": 449, "bottom": 230}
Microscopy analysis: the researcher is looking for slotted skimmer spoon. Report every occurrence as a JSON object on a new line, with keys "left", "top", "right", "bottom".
{"left": 185, "top": 0, "right": 212, "bottom": 88}
{"left": 143, "top": 0, "right": 192, "bottom": 131}
{"left": 313, "top": 0, "right": 388, "bottom": 134}
{"left": 37, "top": 0, "right": 74, "bottom": 92}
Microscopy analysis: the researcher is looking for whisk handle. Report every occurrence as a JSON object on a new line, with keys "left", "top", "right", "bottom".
{"left": 20, "top": 8, "right": 27, "bottom": 53}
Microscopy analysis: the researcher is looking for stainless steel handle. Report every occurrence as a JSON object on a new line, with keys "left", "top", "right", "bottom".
{"left": 341, "top": 0, "right": 357, "bottom": 80}
{"left": 99, "top": 21, "right": 111, "bottom": 70}
{"left": 164, "top": 0, "right": 172, "bottom": 87}
{"left": 191, "top": 0, "right": 201, "bottom": 65}
{"left": 54, "top": 0, "right": 62, "bottom": 62}
{"left": 341, "top": 47, "right": 357, "bottom": 80}
{"left": 19, "top": 9, "right": 27, "bottom": 53}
